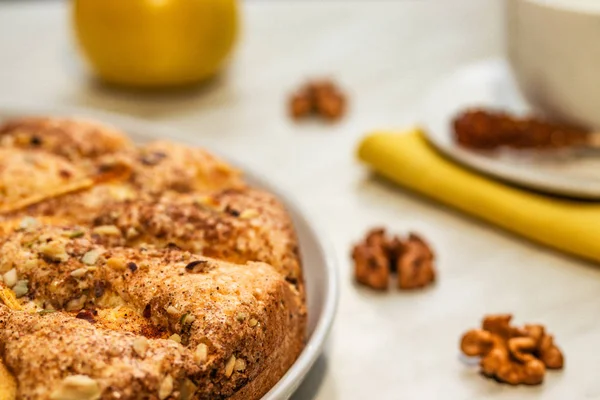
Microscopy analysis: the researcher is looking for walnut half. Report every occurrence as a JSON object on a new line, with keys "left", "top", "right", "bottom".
{"left": 460, "top": 314, "right": 564, "bottom": 385}
{"left": 288, "top": 79, "right": 347, "bottom": 122}
{"left": 352, "top": 229, "right": 390, "bottom": 290}
{"left": 396, "top": 233, "right": 435, "bottom": 290}
{"left": 351, "top": 228, "right": 436, "bottom": 291}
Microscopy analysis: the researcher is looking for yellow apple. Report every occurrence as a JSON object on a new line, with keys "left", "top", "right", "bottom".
{"left": 73, "top": 0, "right": 239, "bottom": 88}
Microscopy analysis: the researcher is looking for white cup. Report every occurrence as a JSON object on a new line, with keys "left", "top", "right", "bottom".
{"left": 506, "top": 0, "right": 600, "bottom": 129}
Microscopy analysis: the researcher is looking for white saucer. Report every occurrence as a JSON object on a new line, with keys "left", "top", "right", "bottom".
{"left": 419, "top": 58, "right": 600, "bottom": 199}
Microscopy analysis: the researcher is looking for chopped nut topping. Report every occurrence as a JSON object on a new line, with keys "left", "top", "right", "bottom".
{"left": 166, "top": 305, "right": 180, "bottom": 315}
{"left": 92, "top": 225, "right": 121, "bottom": 236}
{"left": 106, "top": 257, "right": 126, "bottom": 271}
{"left": 168, "top": 334, "right": 182, "bottom": 343}
{"left": 158, "top": 375, "right": 174, "bottom": 400}
{"left": 236, "top": 312, "right": 248, "bottom": 322}
{"left": 49, "top": 280, "right": 61, "bottom": 294}
{"left": 3, "top": 268, "right": 18, "bottom": 288}
{"left": 234, "top": 358, "right": 247, "bottom": 372}
{"left": 81, "top": 249, "right": 102, "bottom": 266}
{"left": 180, "top": 312, "right": 196, "bottom": 327}
{"left": 125, "top": 227, "right": 139, "bottom": 239}
{"left": 12, "top": 280, "right": 29, "bottom": 298}
{"left": 50, "top": 375, "right": 101, "bottom": 400}
{"left": 65, "top": 295, "right": 87, "bottom": 311}
{"left": 180, "top": 379, "right": 198, "bottom": 400}
{"left": 18, "top": 216, "right": 39, "bottom": 231}
{"left": 39, "top": 241, "right": 69, "bottom": 262}
{"left": 194, "top": 343, "right": 208, "bottom": 364}
{"left": 225, "top": 355, "right": 236, "bottom": 378}
{"left": 248, "top": 318, "right": 258, "bottom": 327}
{"left": 239, "top": 209, "right": 259, "bottom": 219}
{"left": 63, "top": 230, "right": 85, "bottom": 239}
{"left": 70, "top": 268, "right": 89, "bottom": 279}
{"left": 460, "top": 314, "right": 564, "bottom": 385}
{"left": 195, "top": 195, "right": 219, "bottom": 208}
{"left": 132, "top": 337, "right": 149, "bottom": 357}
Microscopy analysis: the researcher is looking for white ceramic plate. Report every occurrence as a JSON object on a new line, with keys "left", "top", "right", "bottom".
{"left": 0, "top": 103, "right": 338, "bottom": 400}
{"left": 419, "top": 58, "right": 600, "bottom": 199}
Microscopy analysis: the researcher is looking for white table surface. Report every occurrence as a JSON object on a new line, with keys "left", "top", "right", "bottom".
{"left": 1, "top": 1, "right": 600, "bottom": 399}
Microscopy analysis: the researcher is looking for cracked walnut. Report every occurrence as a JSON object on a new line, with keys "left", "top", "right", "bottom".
{"left": 460, "top": 314, "right": 564, "bottom": 385}
{"left": 351, "top": 228, "right": 436, "bottom": 291}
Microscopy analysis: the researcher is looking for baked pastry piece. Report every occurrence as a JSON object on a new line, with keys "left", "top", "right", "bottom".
{"left": 0, "top": 117, "right": 306, "bottom": 400}
{"left": 0, "top": 117, "right": 132, "bottom": 160}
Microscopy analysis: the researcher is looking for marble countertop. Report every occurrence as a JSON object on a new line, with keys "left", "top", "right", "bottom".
{"left": 0, "top": 1, "right": 599, "bottom": 399}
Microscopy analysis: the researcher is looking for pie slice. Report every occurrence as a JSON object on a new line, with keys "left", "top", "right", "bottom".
{"left": 129, "top": 140, "right": 245, "bottom": 194}
{"left": 0, "top": 117, "right": 132, "bottom": 160}
{"left": 0, "top": 223, "right": 304, "bottom": 400}
{"left": 0, "top": 149, "right": 94, "bottom": 214}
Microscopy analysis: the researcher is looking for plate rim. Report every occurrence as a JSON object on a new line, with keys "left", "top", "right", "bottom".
{"left": 0, "top": 101, "right": 339, "bottom": 400}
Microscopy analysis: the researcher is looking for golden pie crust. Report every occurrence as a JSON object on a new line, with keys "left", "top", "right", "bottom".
{"left": 0, "top": 117, "right": 306, "bottom": 400}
